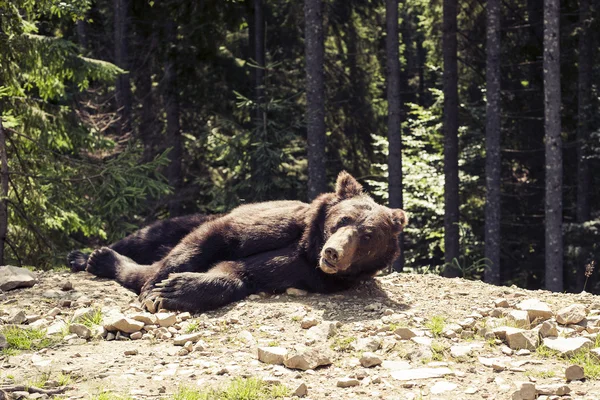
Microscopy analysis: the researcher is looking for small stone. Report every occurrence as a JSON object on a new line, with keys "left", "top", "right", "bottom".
{"left": 360, "top": 352, "right": 382, "bottom": 368}
{"left": 536, "top": 384, "right": 571, "bottom": 396}
{"left": 365, "top": 302, "right": 382, "bottom": 312}
{"left": 106, "top": 317, "right": 144, "bottom": 334}
{"left": 177, "top": 348, "right": 189, "bottom": 356}
{"left": 516, "top": 299, "right": 553, "bottom": 321}
{"left": 565, "top": 364, "right": 584, "bottom": 381}
{"left": 337, "top": 377, "right": 360, "bottom": 388}
{"left": 494, "top": 298, "right": 510, "bottom": 308}
{"left": 305, "top": 321, "right": 336, "bottom": 343}
{"left": 286, "top": 288, "right": 308, "bottom": 296}
{"left": 539, "top": 321, "right": 559, "bottom": 338}
{"left": 156, "top": 313, "right": 177, "bottom": 327}
{"left": 184, "top": 341, "right": 193, "bottom": 352}
{"left": 193, "top": 340, "right": 208, "bottom": 352}
{"left": 292, "top": 382, "right": 308, "bottom": 397}
{"left": 131, "top": 313, "right": 158, "bottom": 326}
{"left": 124, "top": 349, "right": 138, "bottom": 356}
{"left": 464, "top": 387, "right": 478, "bottom": 394}
{"left": 60, "top": 281, "right": 73, "bottom": 291}
{"left": 257, "top": 347, "right": 288, "bottom": 365}
{"left": 515, "top": 382, "right": 536, "bottom": 400}
{"left": 506, "top": 329, "right": 539, "bottom": 350}
{"left": 383, "top": 309, "right": 394, "bottom": 316}
{"left": 283, "top": 345, "right": 333, "bottom": 371}
{"left": 0, "top": 334, "right": 7, "bottom": 349}
{"left": 515, "top": 349, "right": 530, "bottom": 356}
{"left": 173, "top": 332, "right": 204, "bottom": 346}
{"left": 394, "top": 327, "right": 420, "bottom": 340}
{"left": 430, "top": 380, "right": 458, "bottom": 394}
{"left": 507, "top": 310, "right": 530, "bottom": 329}
{"left": 501, "top": 345, "right": 513, "bottom": 356}
{"left": 300, "top": 317, "right": 319, "bottom": 329}
{"left": 47, "top": 320, "right": 67, "bottom": 336}
{"left": 48, "top": 307, "right": 61, "bottom": 317}
{"left": 7, "top": 310, "right": 27, "bottom": 325}
{"left": 352, "top": 337, "right": 381, "bottom": 352}
{"left": 130, "top": 332, "right": 142, "bottom": 340}
{"left": 542, "top": 337, "right": 593, "bottom": 357}
{"left": 179, "top": 312, "right": 191, "bottom": 321}
{"left": 556, "top": 304, "right": 587, "bottom": 325}
{"left": 69, "top": 323, "right": 91, "bottom": 339}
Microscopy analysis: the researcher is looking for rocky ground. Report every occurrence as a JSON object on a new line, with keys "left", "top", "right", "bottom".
{"left": 0, "top": 268, "right": 599, "bottom": 400}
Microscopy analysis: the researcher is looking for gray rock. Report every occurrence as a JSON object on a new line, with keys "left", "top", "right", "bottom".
{"left": 156, "top": 312, "right": 177, "bottom": 327}
{"left": 516, "top": 298, "right": 553, "bottom": 321}
{"left": 7, "top": 309, "right": 27, "bottom": 325}
{"left": 0, "top": 266, "right": 37, "bottom": 291}
{"left": 507, "top": 310, "right": 530, "bottom": 329}
{"left": 0, "top": 333, "right": 7, "bottom": 349}
{"left": 46, "top": 320, "right": 67, "bottom": 336}
{"left": 173, "top": 332, "right": 204, "bottom": 346}
{"left": 69, "top": 323, "right": 92, "bottom": 339}
{"left": 565, "top": 364, "right": 584, "bottom": 381}
{"left": 130, "top": 331, "right": 142, "bottom": 340}
{"left": 536, "top": 384, "right": 571, "bottom": 396}
{"left": 105, "top": 317, "right": 144, "bottom": 334}
{"left": 283, "top": 345, "right": 333, "bottom": 370}
{"left": 394, "top": 327, "right": 420, "bottom": 340}
{"left": 513, "top": 382, "right": 536, "bottom": 400}
{"left": 257, "top": 347, "right": 288, "bottom": 365}
{"left": 542, "top": 337, "right": 593, "bottom": 356}
{"left": 556, "top": 304, "right": 587, "bottom": 325}
{"left": 337, "top": 377, "right": 359, "bottom": 388}
{"left": 131, "top": 312, "right": 158, "bottom": 326}
{"left": 430, "top": 380, "right": 458, "bottom": 394}
{"left": 305, "top": 321, "right": 336, "bottom": 343}
{"left": 506, "top": 329, "right": 539, "bottom": 350}
{"left": 292, "top": 382, "right": 308, "bottom": 397}
{"left": 352, "top": 337, "right": 381, "bottom": 352}
{"left": 300, "top": 317, "right": 319, "bottom": 329}
{"left": 539, "top": 320, "right": 558, "bottom": 338}
{"left": 360, "top": 352, "right": 382, "bottom": 368}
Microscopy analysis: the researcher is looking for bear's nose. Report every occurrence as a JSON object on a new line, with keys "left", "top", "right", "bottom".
{"left": 324, "top": 247, "right": 339, "bottom": 263}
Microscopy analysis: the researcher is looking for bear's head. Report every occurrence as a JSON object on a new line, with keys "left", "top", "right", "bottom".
{"left": 311, "top": 171, "right": 408, "bottom": 276}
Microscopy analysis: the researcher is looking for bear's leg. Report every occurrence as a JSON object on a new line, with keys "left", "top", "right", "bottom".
{"left": 86, "top": 247, "right": 158, "bottom": 293}
{"left": 145, "top": 262, "right": 249, "bottom": 313}
{"left": 67, "top": 250, "right": 89, "bottom": 272}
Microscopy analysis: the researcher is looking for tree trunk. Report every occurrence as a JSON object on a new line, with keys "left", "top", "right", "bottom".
{"left": 484, "top": 0, "right": 501, "bottom": 285}
{"left": 76, "top": 19, "right": 88, "bottom": 49}
{"left": 254, "top": 0, "right": 265, "bottom": 127}
{"left": 0, "top": 118, "right": 8, "bottom": 265}
{"left": 577, "top": 0, "right": 591, "bottom": 223}
{"left": 114, "top": 0, "right": 132, "bottom": 135}
{"left": 442, "top": 0, "right": 460, "bottom": 277}
{"left": 304, "top": 0, "right": 327, "bottom": 199}
{"left": 165, "top": 21, "right": 183, "bottom": 217}
{"left": 543, "top": 0, "right": 563, "bottom": 292}
{"left": 386, "top": 0, "right": 404, "bottom": 272}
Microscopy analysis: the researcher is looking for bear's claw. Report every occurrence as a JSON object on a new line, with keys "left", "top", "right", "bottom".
{"left": 67, "top": 250, "right": 89, "bottom": 272}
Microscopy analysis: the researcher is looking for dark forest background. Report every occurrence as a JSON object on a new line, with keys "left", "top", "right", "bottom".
{"left": 0, "top": 0, "right": 599, "bottom": 293}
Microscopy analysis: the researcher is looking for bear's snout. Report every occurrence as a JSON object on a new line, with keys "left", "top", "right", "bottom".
{"left": 319, "top": 226, "right": 358, "bottom": 273}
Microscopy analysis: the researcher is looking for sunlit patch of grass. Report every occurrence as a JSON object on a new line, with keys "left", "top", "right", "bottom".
{"left": 79, "top": 309, "right": 103, "bottom": 328}
{"left": 536, "top": 344, "right": 600, "bottom": 380}
{"left": 185, "top": 320, "right": 201, "bottom": 334}
{"left": 525, "top": 369, "right": 556, "bottom": 379}
{"left": 88, "top": 392, "right": 132, "bottom": 400}
{"left": 172, "top": 378, "right": 289, "bottom": 400}
{"left": 425, "top": 316, "right": 446, "bottom": 337}
{"left": 267, "top": 340, "right": 280, "bottom": 347}
{"left": 1, "top": 326, "right": 56, "bottom": 355}
{"left": 430, "top": 340, "right": 447, "bottom": 361}
{"left": 330, "top": 336, "right": 356, "bottom": 353}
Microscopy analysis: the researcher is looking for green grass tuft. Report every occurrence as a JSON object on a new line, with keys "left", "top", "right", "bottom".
{"left": 173, "top": 378, "right": 289, "bottom": 400}
{"left": 1, "top": 326, "right": 56, "bottom": 354}
{"left": 330, "top": 336, "right": 356, "bottom": 353}
{"left": 425, "top": 315, "right": 446, "bottom": 337}
{"left": 79, "top": 309, "right": 103, "bottom": 328}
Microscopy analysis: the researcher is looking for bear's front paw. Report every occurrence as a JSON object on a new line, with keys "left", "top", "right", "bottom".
{"left": 86, "top": 247, "right": 119, "bottom": 278}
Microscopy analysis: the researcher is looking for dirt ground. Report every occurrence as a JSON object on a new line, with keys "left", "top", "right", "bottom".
{"left": 1, "top": 269, "right": 599, "bottom": 399}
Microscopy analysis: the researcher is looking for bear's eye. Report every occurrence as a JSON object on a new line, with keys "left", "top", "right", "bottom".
{"left": 339, "top": 216, "right": 351, "bottom": 226}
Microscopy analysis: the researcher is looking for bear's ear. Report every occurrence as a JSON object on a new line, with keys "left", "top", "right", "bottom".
{"left": 391, "top": 209, "right": 408, "bottom": 232}
{"left": 335, "top": 171, "right": 364, "bottom": 200}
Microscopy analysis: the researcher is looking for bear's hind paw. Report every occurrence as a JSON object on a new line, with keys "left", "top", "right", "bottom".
{"left": 86, "top": 247, "right": 119, "bottom": 278}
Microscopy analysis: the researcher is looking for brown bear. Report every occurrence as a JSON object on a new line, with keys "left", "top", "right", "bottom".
{"left": 70, "top": 172, "right": 407, "bottom": 313}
